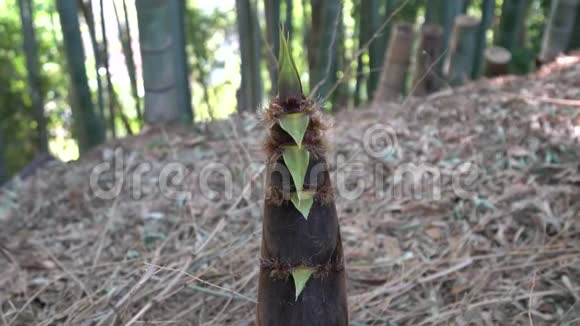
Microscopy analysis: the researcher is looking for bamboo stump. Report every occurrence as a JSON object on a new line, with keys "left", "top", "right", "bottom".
{"left": 444, "top": 15, "right": 481, "bottom": 86}
{"left": 484, "top": 46, "right": 512, "bottom": 77}
{"left": 538, "top": 0, "right": 580, "bottom": 63}
{"left": 411, "top": 24, "right": 443, "bottom": 96}
{"left": 375, "top": 23, "right": 415, "bottom": 102}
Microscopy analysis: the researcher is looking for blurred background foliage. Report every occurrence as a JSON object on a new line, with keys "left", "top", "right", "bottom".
{"left": 0, "top": 0, "right": 69, "bottom": 173}
{"left": 0, "top": 0, "right": 577, "bottom": 182}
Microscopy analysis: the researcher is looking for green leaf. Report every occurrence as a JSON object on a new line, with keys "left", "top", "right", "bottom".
{"left": 283, "top": 146, "right": 310, "bottom": 194}
{"left": 545, "top": 149, "right": 560, "bottom": 164}
{"left": 278, "top": 30, "right": 303, "bottom": 99}
{"left": 453, "top": 202, "right": 463, "bottom": 220}
{"left": 291, "top": 266, "right": 314, "bottom": 301}
{"left": 126, "top": 249, "right": 140, "bottom": 259}
{"left": 291, "top": 191, "right": 314, "bottom": 219}
{"left": 279, "top": 113, "right": 310, "bottom": 147}
{"left": 473, "top": 196, "right": 495, "bottom": 210}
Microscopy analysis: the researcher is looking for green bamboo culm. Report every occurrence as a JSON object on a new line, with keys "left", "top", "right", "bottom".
{"left": 257, "top": 31, "right": 348, "bottom": 326}
{"left": 538, "top": 0, "right": 580, "bottom": 63}
{"left": 57, "top": 0, "right": 105, "bottom": 152}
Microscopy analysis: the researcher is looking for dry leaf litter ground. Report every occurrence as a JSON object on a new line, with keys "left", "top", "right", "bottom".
{"left": 0, "top": 56, "right": 579, "bottom": 325}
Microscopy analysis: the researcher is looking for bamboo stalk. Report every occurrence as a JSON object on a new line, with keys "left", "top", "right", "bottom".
{"left": 56, "top": 0, "right": 105, "bottom": 151}
{"left": 567, "top": 4, "right": 580, "bottom": 50}
{"left": 18, "top": 0, "right": 49, "bottom": 153}
{"left": 264, "top": 0, "right": 280, "bottom": 96}
{"left": 113, "top": 0, "right": 142, "bottom": 123}
{"left": 354, "top": 17, "right": 363, "bottom": 106}
{"left": 495, "top": 0, "right": 530, "bottom": 52}
{"left": 377, "top": 0, "right": 396, "bottom": 77}
{"left": 308, "top": 0, "right": 342, "bottom": 102}
{"left": 0, "top": 133, "right": 6, "bottom": 185}
{"left": 366, "top": 0, "right": 381, "bottom": 100}
{"left": 425, "top": 0, "right": 464, "bottom": 75}
{"left": 99, "top": 0, "right": 117, "bottom": 138}
{"left": 538, "top": 0, "right": 580, "bottom": 63}
{"left": 235, "top": 0, "right": 263, "bottom": 112}
{"left": 472, "top": 0, "right": 495, "bottom": 79}
{"left": 79, "top": 0, "right": 106, "bottom": 129}
{"left": 285, "top": 0, "right": 293, "bottom": 40}
{"left": 136, "top": 0, "right": 192, "bottom": 125}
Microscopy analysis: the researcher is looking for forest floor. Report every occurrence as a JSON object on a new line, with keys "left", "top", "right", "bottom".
{"left": 1, "top": 56, "right": 580, "bottom": 326}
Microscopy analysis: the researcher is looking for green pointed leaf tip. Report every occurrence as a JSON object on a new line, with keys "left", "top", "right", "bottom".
{"left": 291, "top": 191, "right": 314, "bottom": 219}
{"left": 279, "top": 113, "right": 310, "bottom": 147}
{"left": 292, "top": 266, "right": 314, "bottom": 301}
{"left": 278, "top": 30, "right": 303, "bottom": 99}
{"left": 282, "top": 146, "right": 310, "bottom": 195}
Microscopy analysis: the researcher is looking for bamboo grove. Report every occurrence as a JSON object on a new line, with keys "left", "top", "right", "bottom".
{"left": 1, "top": 0, "right": 580, "bottom": 183}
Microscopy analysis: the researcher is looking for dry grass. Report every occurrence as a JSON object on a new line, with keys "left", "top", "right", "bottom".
{"left": 1, "top": 57, "right": 579, "bottom": 325}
